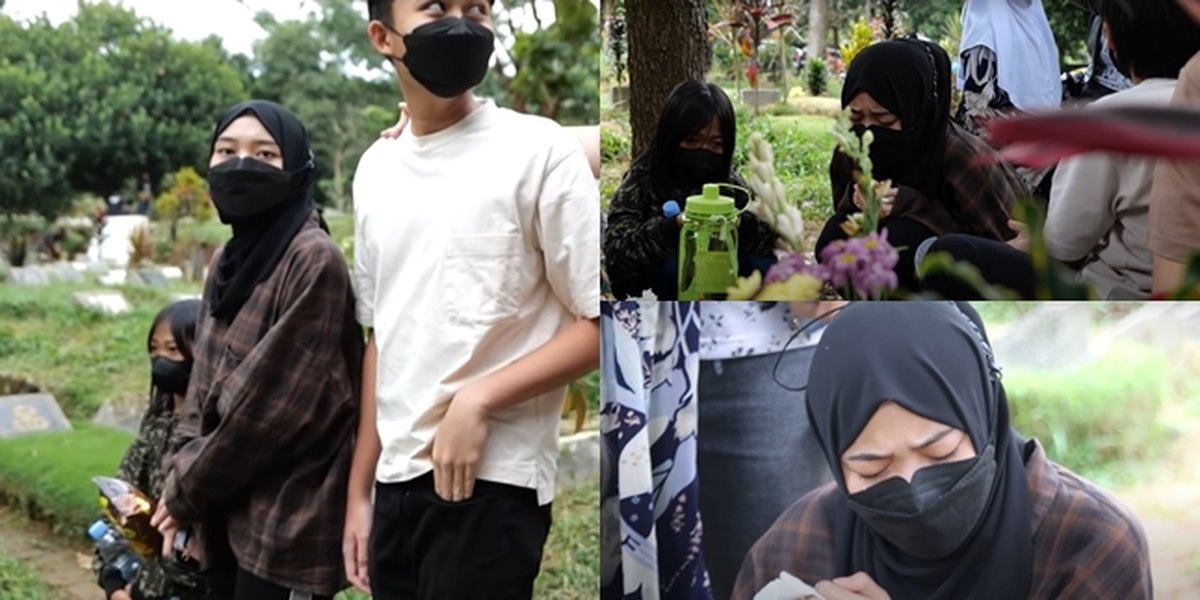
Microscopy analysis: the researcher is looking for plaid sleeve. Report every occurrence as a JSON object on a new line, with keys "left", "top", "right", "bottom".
{"left": 163, "top": 236, "right": 356, "bottom": 522}
{"left": 603, "top": 169, "right": 676, "bottom": 289}
{"left": 942, "top": 126, "right": 1019, "bottom": 241}
{"left": 1031, "top": 465, "right": 1153, "bottom": 599}
{"left": 732, "top": 484, "right": 840, "bottom": 600}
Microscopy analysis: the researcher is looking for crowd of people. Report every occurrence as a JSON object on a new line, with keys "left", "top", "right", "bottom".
{"left": 603, "top": 0, "right": 1200, "bottom": 301}
{"left": 93, "top": 1, "right": 599, "bottom": 599}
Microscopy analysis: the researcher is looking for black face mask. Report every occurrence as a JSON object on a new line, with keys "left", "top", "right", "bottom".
{"left": 151, "top": 356, "right": 191, "bottom": 395}
{"left": 671, "top": 148, "right": 726, "bottom": 184}
{"left": 207, "top": 157, "right": 299, "bottom": 223}
{"left": 853, "top": 124, "right": 912, "bottom": 181}
{"left": 383, "top": 18, "right": 495, "bottom": 98}
{"left": 847, "top": 444, "right": 997, "bottom": 559}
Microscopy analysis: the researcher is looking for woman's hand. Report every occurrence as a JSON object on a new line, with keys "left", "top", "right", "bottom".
{"left": 1006, "top": 219, "right": 1030, "bottom": 253}
{"left": 110, "top": 584, "right": 133, "bottom": 600}
{"left": 150, "top": 502, "right": 179, "bottom": 559}
{"left": 853, "top": 184, "right": 896, "bottom": 219}
{"left": 379, "top": 102, "right": 410, "bottom": 139}
{"left": 814, "top": 572, "right": 891, "bottom": 600}
{"left": 343, "top": 494, "right": 374, "bottom": 594}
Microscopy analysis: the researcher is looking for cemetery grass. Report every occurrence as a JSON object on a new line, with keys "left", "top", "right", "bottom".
{"left": 0, "top": 282, "right": 197, "bottom": 418}
{"left": 0, "top": 424, "right": 132, "bottom": 536}
{"left": 0, "top": 555, "right": 58, "bottom": 600}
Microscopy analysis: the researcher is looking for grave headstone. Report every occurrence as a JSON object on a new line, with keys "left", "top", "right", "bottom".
{"left": 9, "top": 266, "right": 50, "bottom": 286}
{"left": 98, "top": 270, "right": 127, "bottom": 286}
{"left": 91, "top": 397, "right": 145, "bottom": 434}
{"left": 0, "top": 393, "right": 72, "bottom": 438}
{"left": 162, "top": 266, "right": 184, "bottom": 280}
{"left": 73, "top": 291, "right": 131, "bottom": 315}
{"left": 135, "top": 269, "right": 168, "bottom": 288}
{"left": 557, "top": 430, "right": 600, "bottom": 494}
{"left": 51, "top": 264, "right": 83, "bottom": 284}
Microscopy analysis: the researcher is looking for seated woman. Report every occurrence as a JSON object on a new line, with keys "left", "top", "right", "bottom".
{"left": 816, "top": 39, "right": 1024, "bottom": 293}
{"left": 926, "top": 0, "right": 1200, "bottom": 300}
{"left": 733, "top": 302, "right": 1151, "bottom": 600}
{"left": 95, "top": 299, "right": 210, "bottom": 600}
{"left": 604, "top": 80, "right": 778, "bottom": 299}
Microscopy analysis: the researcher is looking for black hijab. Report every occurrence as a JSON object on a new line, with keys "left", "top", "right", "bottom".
{"left": 841, "top": 39, "right": 953, "bottom": 200}
{"left": 207, "top": 100, "right": 321, "bottom": 322}
{"left": 806, "top": 302, "right": 1033, "bottom": 600}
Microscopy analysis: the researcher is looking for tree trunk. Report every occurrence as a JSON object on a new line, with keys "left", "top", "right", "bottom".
{"left": 626, "top": 0, "right": 710, "bottom": 158}
{"left": 807, "top": 0, "right": 828, "bottom": 66}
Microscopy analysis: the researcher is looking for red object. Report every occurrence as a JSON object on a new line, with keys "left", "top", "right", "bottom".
{"left": 985, "top": 106, "right": 1200, "bottom": 168}
{"left": 747, "top": 63, "right": 759, "bottom": 89}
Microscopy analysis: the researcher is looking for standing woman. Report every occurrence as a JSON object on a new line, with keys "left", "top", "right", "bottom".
{"left": 95, "top": 299, "right": 210, "bottom": 600}
{"left": 815, "top": 39, "right": 1024, "bottom": 293}
{"left": 604, "top": 80, "right": 779, "bottom": 299}
{"left": 153, "top": 100, "right": 364, "bottom": 600}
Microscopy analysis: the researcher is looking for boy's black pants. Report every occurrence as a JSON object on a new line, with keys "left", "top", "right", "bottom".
{"left": 369, "top": 472, "right": 553, "bottom": 600}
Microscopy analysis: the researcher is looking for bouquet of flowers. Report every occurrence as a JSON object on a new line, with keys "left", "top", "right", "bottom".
{"left": 727, "top": 112, "right": 901, "bottom": 300}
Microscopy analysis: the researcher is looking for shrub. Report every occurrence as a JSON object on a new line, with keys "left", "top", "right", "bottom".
{"left": 1004, "top": 344, "right": 1173, "bottom": 485}
{"left": 600, "top": 124, "right": 630, "bottom": 163}
{"left": 805, "top": 58, "right": 829, "bottom": 97}
{"left": 128, "top": 223, "right": 156, "bottom": 267}
{"left": 840, "top": 18, "right": 875, "bottom": 69}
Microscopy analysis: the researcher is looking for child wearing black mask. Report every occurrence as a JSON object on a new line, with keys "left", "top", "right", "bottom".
{"left": 604, "top": 79, "right": 779, "bottom": 299}
{"left": 95, "top": 299, "right": 212, "bottom": 600}
{"left": 348, "top": 2, "right": 601, "bottom": 599}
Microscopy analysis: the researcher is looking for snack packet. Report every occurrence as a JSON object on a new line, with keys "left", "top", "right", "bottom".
{"left": 93, "top": 476, "right": 163, "bottom": 560}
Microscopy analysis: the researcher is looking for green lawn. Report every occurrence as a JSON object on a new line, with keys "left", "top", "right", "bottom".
{"left": 0, "top": 424, "right": 132, "bottom": 536}
{"left": 0, "top": 282, "right": 201, "bottom": 418}
{"left": 0, "top": 555, "right": 58, "bottom": 600}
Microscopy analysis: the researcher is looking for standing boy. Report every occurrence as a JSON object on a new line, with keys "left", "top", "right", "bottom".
{"left": 343, "top": 1, "right": 600, "bottom": 599}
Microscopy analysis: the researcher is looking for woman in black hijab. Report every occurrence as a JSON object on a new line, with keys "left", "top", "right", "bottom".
{"left": 733, "top": 302, "right": 1151, "bottom": 600}
{"left": 815, "top": 40, "right": 1025, "bottom": 293}
{"left": 154, "top": 100, "right": 363, "bottom": 600}
{"left": 205, "top": 100, "right": 327, "bottom": 321}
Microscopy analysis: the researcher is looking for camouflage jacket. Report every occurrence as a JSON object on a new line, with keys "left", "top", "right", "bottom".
{"left": 94, "top": 393, "right": 213, "bottom": 600}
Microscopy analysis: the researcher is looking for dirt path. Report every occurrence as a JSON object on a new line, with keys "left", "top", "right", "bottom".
{"left": 1115, "top": 403, "right": 1200, "bottom": 600}
{"left": 0, "top": 507, "right": 96, "bottom": 600}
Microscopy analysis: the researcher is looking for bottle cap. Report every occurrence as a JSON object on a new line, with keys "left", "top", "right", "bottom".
{"left": 662, "top": 200, "right": 681, "bottom": 218}
{"left": 87, "top": 520, "right": 109, "bottom": 540}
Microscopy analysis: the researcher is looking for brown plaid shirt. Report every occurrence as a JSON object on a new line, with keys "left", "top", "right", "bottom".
{"left": 733, "top": 440, "right": 1153, "bottom": 600}
{"left": 164, "top": 216, "right": 364, "bottom": 596}
{"left": 831, "top": 123, "right": 1024, "bottom": 242}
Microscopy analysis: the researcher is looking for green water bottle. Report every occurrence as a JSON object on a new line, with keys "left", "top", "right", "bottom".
{"left": 678, "top": 183, "right": 739, "bottom": 300}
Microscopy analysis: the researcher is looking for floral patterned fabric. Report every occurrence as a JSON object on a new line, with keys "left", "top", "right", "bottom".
{"left": 601, "top": 301, "right": 711, "bottom": 600}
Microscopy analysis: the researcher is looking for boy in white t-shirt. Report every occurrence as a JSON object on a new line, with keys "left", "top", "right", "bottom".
{"left": 343, "top": 1, "right": 600, "bottom": 599}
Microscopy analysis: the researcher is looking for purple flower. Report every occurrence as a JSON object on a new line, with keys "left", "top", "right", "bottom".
{"left": 764, "top": 252, "right": 811, "bottom": 284}
{"left": 817, "top": 230, "right": 900, "bottom": 299}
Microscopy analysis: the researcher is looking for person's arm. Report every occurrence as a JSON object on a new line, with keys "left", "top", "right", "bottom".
{"left": 603, "top": 169, "right": 677, "bottom": 291}
{"left": 566, "top": 125, "right": 600, "bottom": 179}
{"left": 343, "top": 331, "right": 379, "bottom": 594}
{"left": 161, "top": 240, "right": 358, "bottom": 523}
{"left": 1152, "top": 254, "right": 1187, "bottom": 295}
{"left": 434, "top": 318, "right": 599, "bottom": 501}
{"left": 434, "top": 130, "right": 601, "bottom": 501}
{"left": 1043, "top": 153, "right": 1119, "bottom": 263}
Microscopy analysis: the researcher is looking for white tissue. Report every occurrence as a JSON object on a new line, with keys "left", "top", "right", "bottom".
{"left": 753, "top": 571, "right": 823, "bottom": 600}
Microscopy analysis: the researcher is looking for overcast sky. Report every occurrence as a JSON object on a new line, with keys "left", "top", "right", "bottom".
{"left": 2, "top": 0, "right": 580, "bottom": 58}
